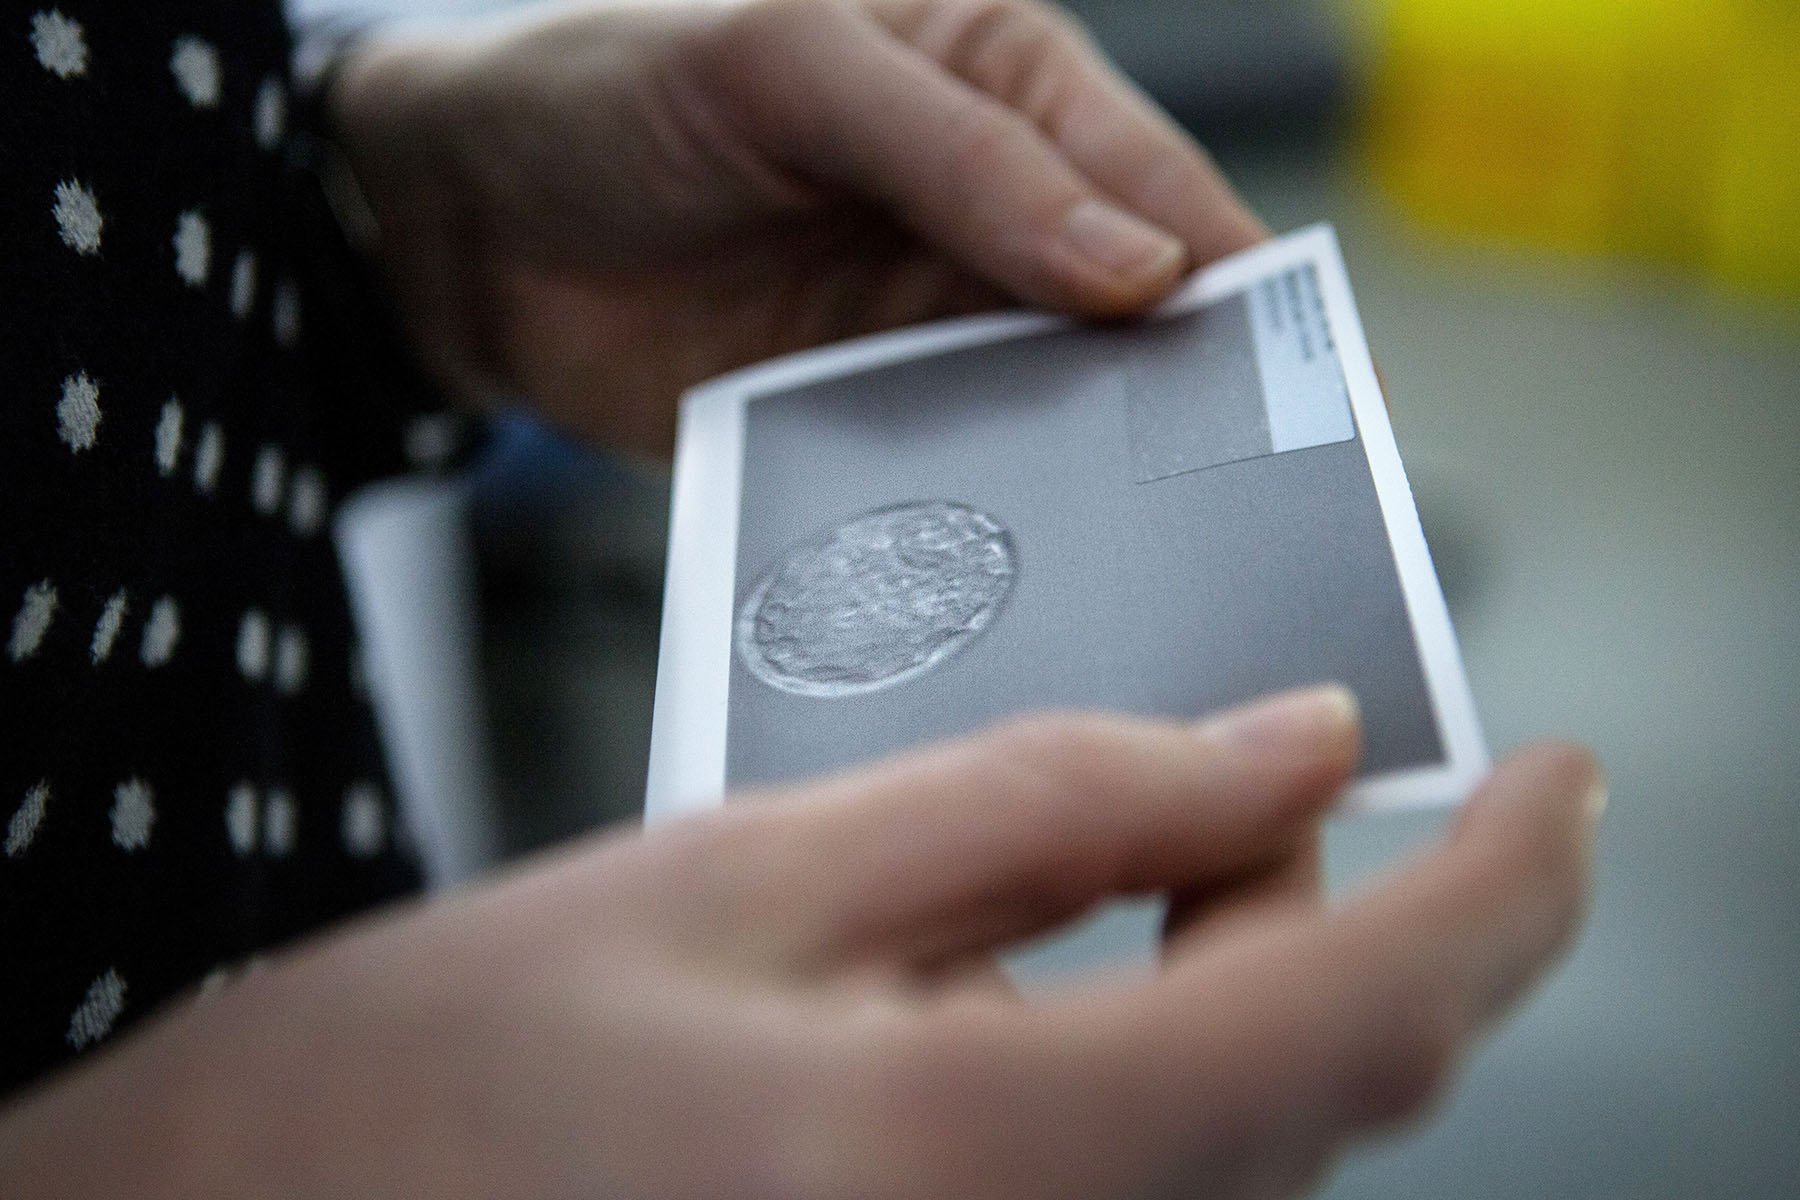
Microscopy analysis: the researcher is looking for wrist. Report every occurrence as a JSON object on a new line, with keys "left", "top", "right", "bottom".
{"left": 324, "top": 32, "right": 516, "bottom": 400}
{"left": 324, "top": 31, "right": 462, "bottom": 245}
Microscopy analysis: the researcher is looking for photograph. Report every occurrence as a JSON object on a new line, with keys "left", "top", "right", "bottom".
{"left": 9, "top": 1, "right": 1789, "bottom": 1194}
{"left": 648, "top": 229, "right": 1486, "bottom": 820}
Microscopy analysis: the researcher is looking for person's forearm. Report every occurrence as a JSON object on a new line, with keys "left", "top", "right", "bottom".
{"left": 0, "top": 996, "right": 247, "bottom": 1197}
{"left": 0, "top": 916, "right": 524, "bottom": 1199}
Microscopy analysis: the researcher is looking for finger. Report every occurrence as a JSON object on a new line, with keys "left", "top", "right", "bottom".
{"left": 919, "top": 955, "right": 1021, "bottom": 1001}
{"left": 873, "top": 0, "right": 1269, "bottom": 262}
{"left": 1161, "top": 832, "right": 1324, "bottom": 952}
{"left": 1078, "top": 742, "right": 1602, "bottom": 1157}
{"left": 498, "top": 213, "right": 1010, "bottom": 449}
{"left": 728, "top": 684, "right": 1360, "bottom": 971}
{"left": 704, "top": 0, "right": 1192, "bottom": 316}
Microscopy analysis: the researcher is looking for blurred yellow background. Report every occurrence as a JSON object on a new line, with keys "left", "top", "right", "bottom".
{"left": 1355, "top": 0, "right": 1800, "bottom": 301}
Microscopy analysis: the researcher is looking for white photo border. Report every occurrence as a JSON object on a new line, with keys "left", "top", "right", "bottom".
{"left": 645, "top": 225, "right": 1488, "bottom": 824}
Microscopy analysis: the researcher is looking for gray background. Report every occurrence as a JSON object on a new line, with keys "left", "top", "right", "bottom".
{"left": 726, "top": 313, "right": 1443, "bottom": 789}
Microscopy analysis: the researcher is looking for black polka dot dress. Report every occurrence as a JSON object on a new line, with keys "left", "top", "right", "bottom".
{"left": 2, "top": 2, "right": 470, "bottom": 1096}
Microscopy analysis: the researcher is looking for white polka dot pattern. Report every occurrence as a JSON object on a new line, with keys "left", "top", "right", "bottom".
{"left": 288, "top": 466, "right": 327, "bottom": 536}
{"left": 109, "top": 778, "right": 155, "bottom": 851}
{"left": 340, "top": 783, "right": 387, "bottom": 858}
{"left": 5, "top": 781, "right": 50, "bottom": 858}
{"left": 155, "top": 399, "right": 185, "bottom": 476}
{"left": 173, "top": 209, "right": 211, "bottom": 288}
{"left": 57, "top": 371, "right": 101, "bottom": 452}
{"left": 9, "top": 580, "right": 57, "bottom": 662}
{"left": 193, "top": 420, "right": 225, "bottom": 494}
{"left": 271, "top": 278, "right": 300, "bottom": 347}
{"left": 225, "top": 782, "right": 258, "bottom": 857}
{"left": 274, "top": 624, "right": 309, "bottom": 695}
{"left": 139, "top": 595, "right": 180, "bottom": 667}
{"left": 250, "top": 444, "right": 285, "bottom": 514}
{"left": 52, "top": 179, "right": 102, "bottom": 255}
{"left": 195, "top": 967, "right": 233, "bottom": 1001}
{"left": 262, "top": 789, "right": 296, "bottom": 857}
{"left": 229, "top": 249, "right": 257, "bottom": 318}
{"left": 253, "top": 78, "right": 286, "bottom": 150}
{"left": 31, "top": 10, "right": 88, "bottom": 79}
{"left": 169, "top": 36, "right": 221, "bottom": 109}
{"left": 237, "top": 608, "right": 271, "bottom": 680}
{"left": 7, "top": 0, "right": 447, "bottom": 1092}
{"left": 90, "top": 589, "right": 128, "bottom": 664}
{"left": 66, "top": 969, "right": 127, "bottom": 1050}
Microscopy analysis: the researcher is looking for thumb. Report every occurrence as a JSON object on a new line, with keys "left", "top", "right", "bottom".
{"left": 721, "top": 685, "right": 1360, "bottom": 972}
{"left": 703, "top": 0, "right": 1190, "bottom": 316}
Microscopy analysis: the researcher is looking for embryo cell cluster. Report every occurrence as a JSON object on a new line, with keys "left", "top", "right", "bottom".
{"left": 736, "top": 501, "right": 1016, "bottom": 697}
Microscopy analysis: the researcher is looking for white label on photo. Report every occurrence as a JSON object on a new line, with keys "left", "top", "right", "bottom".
{"left": 1125, "top": 264, "right": 1353, "bottom": 485}
{"left": 1250, "top": 264, "right": 1355, "bottom": 454}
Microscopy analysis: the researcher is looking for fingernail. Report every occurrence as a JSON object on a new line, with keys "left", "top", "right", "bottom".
{"left": 1584, "top": 778, "right": 1609, "bottom": 823}
{"left": 1062, "top": 199, "right": 1185, "bottom": 285}
{"left": 1199, "top": 684, "right": 1360, "bottom": 752}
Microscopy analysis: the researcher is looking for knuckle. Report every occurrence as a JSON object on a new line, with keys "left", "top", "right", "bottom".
{"left": 957, "top": 713, "right": 1151, "bottom": 915}
{"left": 746, "top": 0, "right": 833, "bottom": 23}
{"left": 1012, "top": 0, "right": 1094, "bottom": 52}
{"left": 942, "top": 0, "right": 1087, "bottom": 98}
{"left": 985, "top": 710, "right": 1129, "bottom": 785}
{"left": 978, "top": 0, "right": 1086, "bottom": 47}
{"left": 959, "top": 716, "right": 1071, "bottom": 816}
{"left": 719, "top": 0, "right": 837, "bottom": 52}
{"left": 943, "top": 103, "right": 1034, "bottom": 180}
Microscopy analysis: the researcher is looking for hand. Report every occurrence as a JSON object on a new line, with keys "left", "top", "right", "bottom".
{"left": 0, "top": 686, "right": 1599, "bottom": 1199}
{"left": 328, "top": 0, "right": 1268, "bottom": 455}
